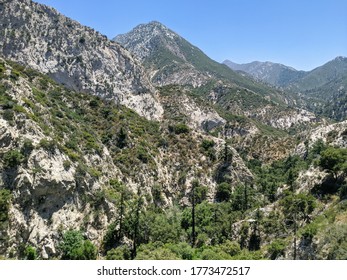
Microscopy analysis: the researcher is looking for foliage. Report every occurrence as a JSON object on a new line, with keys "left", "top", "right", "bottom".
{"left": 2, "top": 60, "right": 347, "bottom": 260}
{"left": 106, "top": 246, "right": 131, "bottom": 260}
{"left": 24, "top": 246, "right": 38, "bottom": 260}
{"left": 318, "top": 224, "right": 347, "bottom": 260}
{"left": 39, "top": 138, "right": 57, "bottom": 154}
{"left": 200, "top": 139, "right": 216, "bottom": 161}
{"left": 135, "top": 242, "right": 179, "bottom": 260}
{"left": 0, "top": 189, "right": 12, "bottom": 230}
{"left": 267, "top": 239, "right": 286, "bottom": 260}
{"left": 21, "top": 139, "right": 34, "bottom": 156}
{"left": 319, "top": 147, "right": 347, "bottom": 179}
{"left": 280, "top": 192, "right": 316, "bottom": 222}
{"left": 215, "top": 182, "right": 231, "bottom": 202}
{"left": 3, "top": 150, "right": 24, "bottom": 168}
{"left": 301, "top": 223, "right": 318, "bottom": 241}
{"left": 169, "top": 123, "right": 190, "bottom": 134}
{"left": 59, "top": 230, "right": 97, "bottom": 260}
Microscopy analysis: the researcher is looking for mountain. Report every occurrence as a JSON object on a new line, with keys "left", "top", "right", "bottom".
{"left": 224, "top": 57, "right": 347, "bottom": 121}
{"left": 114, "top": 21, "right": 240, "bottom": 87}
{"left": 289, "top": 56, "right": 347, "bottom": 121}
{"left": 0, "top": 0, "right": 162, "bottom": 119}
{"left": 289, "top": 56, "right": 347, "bottom": 92}
{"left": 1, "top": 1, "right": 347, "bottom": 261}
{"left": 223, "top": 60, "right": 306, "bottom": 87}
{"left": 114, "top": 21, "right": 285, "bottom": 96}
{"left": 115, "top": 21, "right": 323, "bottom": 134}
{"left": 0, "top": 58, "right": 254, "bottom": 259}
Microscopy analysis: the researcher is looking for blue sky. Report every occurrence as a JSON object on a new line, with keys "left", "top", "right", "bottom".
{"left": 34, "top": 0, "right": 346, "bottom": 71}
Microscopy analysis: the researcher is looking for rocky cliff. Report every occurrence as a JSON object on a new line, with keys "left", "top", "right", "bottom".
{"left": 0, "top": 0, "right": 163, "bottom": 119}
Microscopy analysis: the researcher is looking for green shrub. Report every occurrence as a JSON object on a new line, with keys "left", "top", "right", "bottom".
{"left": 301, "top": 223, "right": 318, "bottom": 241}
{"left": 215, "top": 182, "right": 232, "bottom": 202}
{"left": 319, "top": 147, "right": 347, "bottom": 179}
{"left": 59, "top": 230, "right": 97, "bottom": 260}
{"left": 0, "top": 189, "right": 12, "bottom": 228}
{"left": 169, "top": 123, "right": 190, "bottom": 134}
{"left": 201, "top": 139, "right": 215, "bottom": 151}
{"left": 3, "top": 150, "right": 24, "bottom": 168}
{"left": 106, "top": 246, "right": 131, "bottom": 260}
{"left": 10, "top": 69, "right": 20, "bottom": 81}
{"left": 21, "top": 139, "right": 34, "bottom": 156}
{"left": 24, "top": 246, "right": 38, "bottom": 260}
{"left": 199, "top": 247, "right": 231, "bottom": 260}
{"left": 63, "top": 160, "right": 71, "bottom": 170}
{"left": 39, "top": 138, "right": 57, "bottom": 154}
{"left": 218, "top": 240, "right": 241, "bottom": 257}
{"left": 267, "top": 239, "right": 286, "bottom": 260}
{"left": 165, "top": 242, "right": 194, "bottom": 260}
{"left": 2, "top": 109, "right": 14, "bottom": 121}
{"left": 135, "top": 243, "right": 179, "bottom": 260}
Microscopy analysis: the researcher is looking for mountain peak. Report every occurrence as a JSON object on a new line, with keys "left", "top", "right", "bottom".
{"left": 114, "top": 21, "right": 181, "bottom": 62}
{"left": 132, "top": 20, "right": 170, "bottom": 32}
{"left": 333, "top": 56, "right": 347, "bottom": 62}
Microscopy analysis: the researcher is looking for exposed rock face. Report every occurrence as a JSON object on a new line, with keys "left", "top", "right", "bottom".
{"left": 0, "top": 0, "right": 163, "bottom": 119}
{"left": 308, "top": 120, "right": 347, "bottom": 148}
{"left": 248, "top": 106, "right": 319, "bottom": 130}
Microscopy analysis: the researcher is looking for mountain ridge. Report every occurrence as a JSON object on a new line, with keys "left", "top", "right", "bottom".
{"left": 224, "top": 57, "right": 347, "bottom": 121}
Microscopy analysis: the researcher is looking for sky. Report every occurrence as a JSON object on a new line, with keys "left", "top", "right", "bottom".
{"left": 34, "top": 0, "right": 347, "bottom": 71}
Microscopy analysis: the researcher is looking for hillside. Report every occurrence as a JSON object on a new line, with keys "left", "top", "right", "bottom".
{"left": 2, "top": 59, "right": 346, "bottom": 260}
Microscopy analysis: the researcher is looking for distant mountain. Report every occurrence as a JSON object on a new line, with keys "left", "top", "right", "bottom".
{"left": 114, "top": 21, "right": 238, "bottom": 87}
{"left": 289, "top": 56, "right": 347, "bottom": 121}
{"left": 224, "top": 57, "right": 347, "bottom": 121}
{"left": 114, "top": 21, "right": 283, "bottom": 96}
{"left": 115, "top": 22, "right": 323, "bottom": 131}
{"left": 289, "top": 56, "right": 347, "bottom": 92}
{"left": 223, "top": 60, "right": 305, "bottom": 87}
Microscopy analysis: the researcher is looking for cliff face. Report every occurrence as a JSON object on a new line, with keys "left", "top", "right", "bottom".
{"left": 0, "top": 0, "right": 163, "bottom": 119}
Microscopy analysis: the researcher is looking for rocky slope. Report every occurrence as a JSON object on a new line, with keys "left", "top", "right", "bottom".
{"left": 0, "top": 59, "right": 254, "bottom": 258}
{"left": 0, "top": 0, "right": 163, "bottom": 119}
{"left": 115, "top": 21, "right": 223, "bottom": 87}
